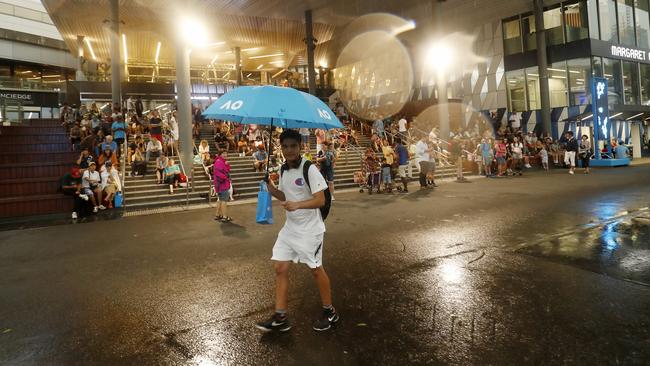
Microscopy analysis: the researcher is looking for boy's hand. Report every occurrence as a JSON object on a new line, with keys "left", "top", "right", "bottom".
{"left": 281, "top": 201, "right": 301, "bottom": 212}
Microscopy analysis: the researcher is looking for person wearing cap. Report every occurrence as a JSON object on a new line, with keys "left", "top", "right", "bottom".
{"left": 60, "top": 166, "right": 85, "bottom": 219}
{"left": 82, "top": 162, "right": 105, "bottom": 212}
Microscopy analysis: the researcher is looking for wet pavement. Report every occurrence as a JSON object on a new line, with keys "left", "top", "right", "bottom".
{"left": 1, "top": 166, "right": 650, "bottom": 365}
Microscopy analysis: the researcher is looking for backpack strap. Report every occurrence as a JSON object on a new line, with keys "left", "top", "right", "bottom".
{"left": 302, "top": 160, "right": 312, "bottom": 191}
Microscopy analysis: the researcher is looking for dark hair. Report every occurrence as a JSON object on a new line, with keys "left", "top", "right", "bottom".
{"left": 567, "top": 131, "right": 574, "bottom": 136}
{"left": 279, "top": 129, "right": 301, "bottom": 144}
{"left": 216, "top": 149, "right": 226, "bottom": 156}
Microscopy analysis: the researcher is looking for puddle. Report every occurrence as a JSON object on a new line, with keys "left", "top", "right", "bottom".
{"left": 516, "top": 216, "right": 650, "bottom": 285}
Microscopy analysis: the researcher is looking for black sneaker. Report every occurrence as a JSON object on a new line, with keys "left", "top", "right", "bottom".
{"left": 255, "top": 313, "right": 291, "bottom": 332}
{"left": 312, "top": 307, "right": 339, "bottom": 331}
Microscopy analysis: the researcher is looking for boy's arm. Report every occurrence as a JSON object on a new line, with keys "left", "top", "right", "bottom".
{"left": 266, "top": 178, "right": 286, "bottom": 201}
{"left": 281, "top": 190, "right": 325, "bottom": 211}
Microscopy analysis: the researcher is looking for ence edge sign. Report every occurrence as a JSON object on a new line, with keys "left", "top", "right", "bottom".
{"left": 0, "top": 90, "right": 60, "bottom": 107}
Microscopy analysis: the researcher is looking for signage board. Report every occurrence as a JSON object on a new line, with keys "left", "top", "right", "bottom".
{"left": 591, "top": 39, "right": 650, "bottom": 64}
{"left": 591, "top": 77, "right": 608, "bottom": 159}
{"left": 0, "top": 90, "right": 60, "bottom": 107}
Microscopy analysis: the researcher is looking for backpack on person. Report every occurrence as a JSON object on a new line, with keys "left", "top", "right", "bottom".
{"left": 280, "top": 160, "right": 332, "bottom": 220}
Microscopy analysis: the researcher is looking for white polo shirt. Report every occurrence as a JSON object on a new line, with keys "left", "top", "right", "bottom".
{"left": 278, "top": 159, "right": 328, "bottom": 234}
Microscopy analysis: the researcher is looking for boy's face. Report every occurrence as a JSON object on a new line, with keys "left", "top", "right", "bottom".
{"left": 281, "top": 138, "right": 301, "bottom": 162}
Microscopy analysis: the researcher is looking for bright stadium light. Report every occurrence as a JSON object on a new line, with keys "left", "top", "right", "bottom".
{"left": 179, "top": 16, "right": 208, "bottom": 46}
{"left": 84, "top": 38, "right": 97, "bottom": 60}
{"left": 155, "top": 41, "right": 161, "bottom": 64}
{"left": 425, "top": 41, "right": 454, "bottom": 73}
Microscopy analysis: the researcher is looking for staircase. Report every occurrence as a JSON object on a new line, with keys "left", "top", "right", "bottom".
{"left": 122, "top": 125, "right": 473, "bottom": 212}
{"left": 0, "top": 119, "right": 76, "bottom": 218}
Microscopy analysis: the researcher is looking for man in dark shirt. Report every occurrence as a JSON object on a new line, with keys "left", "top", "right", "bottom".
{"left": 60, "top": 166, "right": 86, "bottom": 219}
{"left": 149, "top": 111, "right": 163, "bottom": 143}
{"left": 564, "top": 131, "right": 579, "bottom": 175}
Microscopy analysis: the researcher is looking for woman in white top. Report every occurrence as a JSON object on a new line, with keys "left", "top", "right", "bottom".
{"left": 198, "top": 139, "right": 210, "bottom": 162}
{"left": 100, "top": 161, "right": 121, "bottom": 208}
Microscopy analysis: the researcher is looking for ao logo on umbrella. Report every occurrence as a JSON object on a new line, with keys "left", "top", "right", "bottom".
{"left": 317, "top": 108, "right": 332, "bottom": 120}
{"left": 220, "top": 100, "right": 244, "bottom": 110}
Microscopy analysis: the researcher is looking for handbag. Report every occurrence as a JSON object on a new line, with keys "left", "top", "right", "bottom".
{"left": 114, "top": 192, "right": 123, "bottom": 208}
{"left": 255, "top": 181, "right": 274, "bottom": 224}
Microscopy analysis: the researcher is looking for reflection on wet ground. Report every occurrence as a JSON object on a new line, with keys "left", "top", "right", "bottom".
{"left": 1, "top": 168, "right": 650, "bottom": 365}
{"left": 516, "top": 207, "right": 650, "bottom": 285}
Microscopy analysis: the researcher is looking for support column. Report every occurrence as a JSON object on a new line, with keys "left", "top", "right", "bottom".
{"left": 175, "top": 42, "right": 194, "bottom": 182}
{"left": 234, "top": 47, "right": 242, "bottom": 86}
{"left": 76, "top": 35, "right": 85, "bottom": 81}
{"left": 305, "top": 10, "right": 317, "bottom": 95}
{"left": 631, "top": 122, "right": 642, "bottom": 158}
{"left": 434, "top": 0, "right": 449, "bottom": 141}
{"left": 318, "top": 67, "right": 325, "bottom": 89}
{"left": 534, "top": 0, "right": 552, "bottom": 137}
{"left": 109, "top": 0, "right": 121, "bottom": 108}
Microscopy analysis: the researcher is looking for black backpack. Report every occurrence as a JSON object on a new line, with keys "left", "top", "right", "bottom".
{"left": 280, "top": 159, "right": 332, "bottom": 220}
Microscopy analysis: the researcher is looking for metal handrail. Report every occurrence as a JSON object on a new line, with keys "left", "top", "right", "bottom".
{"left": 192, "top": 139, "right": 216, "bottom": 206}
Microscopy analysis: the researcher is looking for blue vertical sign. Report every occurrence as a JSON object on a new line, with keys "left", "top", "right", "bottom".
{"left": 592, "top": 77, "right": 608, "bottom": 160}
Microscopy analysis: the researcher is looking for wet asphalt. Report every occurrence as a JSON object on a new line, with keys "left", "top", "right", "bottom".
{"left": 1, "top": 165, "right": 650, "bottom": 366}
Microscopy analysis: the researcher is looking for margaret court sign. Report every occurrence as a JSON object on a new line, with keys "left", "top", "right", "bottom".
{"left": 591, "top": 39, "right": 650, "bottom": 64}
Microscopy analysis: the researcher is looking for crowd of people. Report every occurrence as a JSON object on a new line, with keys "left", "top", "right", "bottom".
{"left": 60, "top": 99, "right": 185, "bottom": 219}
{"left": 60, "top": 98, "right": 634, "bottom": 221}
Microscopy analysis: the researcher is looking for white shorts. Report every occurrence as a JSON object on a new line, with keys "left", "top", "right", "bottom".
{"left": 272, "top": 228, "right": 324, "bottom": 269}
{"left": 564, "top": 151, "right": 576, "bottom": 167}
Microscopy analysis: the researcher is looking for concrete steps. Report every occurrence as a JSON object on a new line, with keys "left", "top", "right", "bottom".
{"left": 122, "top": 128, "right": 472, "bottom": 211}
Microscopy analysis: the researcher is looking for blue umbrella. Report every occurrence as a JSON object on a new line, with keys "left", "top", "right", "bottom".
{"left": 202, "top": 85, "right": 343, "bottom": 130}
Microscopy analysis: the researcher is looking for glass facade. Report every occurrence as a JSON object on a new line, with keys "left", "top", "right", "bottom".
{"left": 545, "top": 6, "right": 565, "bottom": 45}
{"left": 568, "top": 58, "right": 592, "bottom": 105}
{"left": 618, "top": 0, "right": 636, "bottom": 46}
{"left": 549, "top": 62, "right": 570, "bottom": 107}
{"left": 522, "top": 15, "right": 537, "bottom": 51}
{"left": 599, "top": 0, "right": 619, "bottom": 42}
{"left": 503, "top": 18, "right": 522, "bottom": 55}
{"left": 526, "top": 67, "right": 542, "bottom": 109}
{"left": 506, "top": 69, "right": 526, "bottom": 111}
{"left": 603, "top": 57, "right": 623, "bottom": 103}
{"left": 640, "top": 63, "right": 650, "bottom": 104}
{"left": 622, "top": 60, "right": 640, "bottom": 103}
{"left": 564, "top": 1, "right": 592, "bottom": 41}
{"left": 636, "top": 0, "right": 650, "bottom": 48}
{"left": 502, "top": 0, "right": 650, "bottom": 110}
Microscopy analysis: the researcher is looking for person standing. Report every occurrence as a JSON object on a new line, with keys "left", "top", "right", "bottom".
{"left": 494, "top": 138, "right": 507, "bottom": 176}
{"left": 415, "top": 135, "right": 433, "bottom": 189}
{"left": 564, "top": 131, "right": 578, "bottom": 175}
{"left": 318, "top": 142, "right": 336, "bottom": 200}
{"left": 149, "top": 111, "right": 163, "bottom": 144}
{"left": 373, "top": 118, "right": 385, "bottom": 138}
{"left": 510, "top": 136, "right": 524, "bottom": 176}
{"left": 299, "top": 127, "right": 310, "bottom": 150}
{"left": 579, "top": 135, "right": 592, "bottom": 174}
{"left": 380, "top": 139, "right": 396, "bottom": 193}
{"left": 480, "top": 138, "right": 493, "bottom": 177}
{"left": 135, "top": 97, "right": 144, "bottom": 118}
{"left": 256, "top": 129, "right": 338, "bottom": 332}
{"left": 315, "top": 128, "right": 326, "bottom": 155}
{"left": 111, "top": 115, "right": 126, "bottom": 156}
{"left": 394, "top": 138, "right": 410, "bottom": 193}
{"left": 397, "top": 116, "right": 408, "bottom": 140}
{"left": 213, "top": 149, "right": 232, "bottom": 222}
